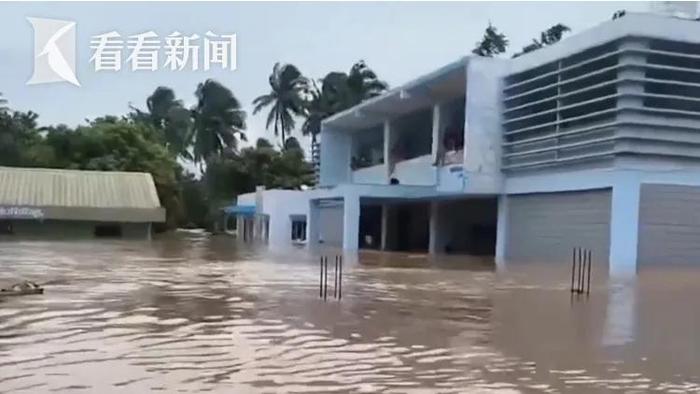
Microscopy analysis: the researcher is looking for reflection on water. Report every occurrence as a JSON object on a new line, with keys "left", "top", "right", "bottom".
{"left": 0, "top": 233, "right": 699, "bottom": 393}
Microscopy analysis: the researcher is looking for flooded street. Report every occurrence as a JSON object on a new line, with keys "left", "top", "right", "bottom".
{"left": 1, "top": 234, "right": 699, "bottom": 393}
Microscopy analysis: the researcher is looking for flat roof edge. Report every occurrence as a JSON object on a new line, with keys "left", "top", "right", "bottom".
{"left": 322, "top": 56, "right": 471, "bottom": 127}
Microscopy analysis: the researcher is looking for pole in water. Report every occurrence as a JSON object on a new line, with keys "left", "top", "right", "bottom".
{"left": 586, "top": 249, "right": 592, "bottom": 295}
{"left": 338, "top": 255, "right": 343, "bottom": 300}
{"left": 578, "top": 248, "right": 584, "bottom": 293}
{"left": 334, "top": 255, "right": 338, "bottom": 299}
{"left": 325, "top": 256, "right": 329, "bottom": 300}
{"left": 571, "top": 247, "right": 577, "bottom": 293}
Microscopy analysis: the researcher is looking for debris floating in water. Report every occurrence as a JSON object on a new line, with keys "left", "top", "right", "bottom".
{"left": 0, "top": 281, "right": 44, "bottom": 296}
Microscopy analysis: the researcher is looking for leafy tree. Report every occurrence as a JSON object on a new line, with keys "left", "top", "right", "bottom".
{"left": 283, "top": 136, "right": 302, "bottom": 151}
{"left": 0, "top": 110, "right": 43, "bottom": 166}
{"left": 191, "top": 79, "right": 247, "bottom": 165}
{"left": 204, "top": 137, "right": 313, "bottom": 203}
{"left": 253, "top": 63, "right": 308, "bottom": 147}
{"left": 0, "top": 92, "right": 7, "bottom": 112}
{"left": 179, "top": 171, "right": 209, "bottom": 228}
{"left": 472, "top": 23, "right": 509, "bottom": 57}
{"left": 301, "top": 61, "right": 388, "bottom": 143}
{"left": 513, "top": 23, "right": 571, "bottom": 58}
{"left": 130, "top": 86, "right": 192, "bottom": 159}
{"left": 51, "top": 119, "right": 183, "bottom": 227}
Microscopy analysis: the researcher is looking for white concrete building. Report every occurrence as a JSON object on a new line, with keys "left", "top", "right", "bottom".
{"left": 236, "top": 188, "right": 311, "bottom": 246}
{"left": 239, "top": 7, "right": 700, "bottom": 274}
{"left": 313, "top": 9, "right": 700, "bottom": 274}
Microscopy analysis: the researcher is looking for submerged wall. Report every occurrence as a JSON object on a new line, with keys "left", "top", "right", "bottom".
{"left": 4, "top": 220, "right": 151, "bottom": 239}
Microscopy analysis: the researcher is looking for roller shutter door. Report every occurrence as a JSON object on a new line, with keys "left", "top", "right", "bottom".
{"left": 506, "top": 189, "right": 611, "bottom": 264}
{"left": 638, "top": 184, "right": 700, "bottom": 266}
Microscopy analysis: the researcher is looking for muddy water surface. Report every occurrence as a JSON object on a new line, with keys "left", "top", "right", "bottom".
{"left": 0, "top": 233, "right": 699, "bottom": 393}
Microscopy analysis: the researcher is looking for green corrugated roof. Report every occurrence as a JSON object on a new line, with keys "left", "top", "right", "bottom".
{"left": 0, "top": 167, "right": 162, "bottom": 209}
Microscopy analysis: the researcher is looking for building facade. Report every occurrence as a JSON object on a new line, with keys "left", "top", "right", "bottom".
{"left": 305, "top": 10, "right": 700, "bottom": 274}
{"left": 0, "top": 167, "right": 165, "bottom": 239}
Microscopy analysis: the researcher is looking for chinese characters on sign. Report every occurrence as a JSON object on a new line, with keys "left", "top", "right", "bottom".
{"left": 89, "top": 31, "right": 236, "bottom": 72}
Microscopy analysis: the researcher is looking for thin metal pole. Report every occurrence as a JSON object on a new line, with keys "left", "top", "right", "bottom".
{"left": 586, "top": 249, "right": 592, "bottom": 295}
{"left": 324, "top": 257, "right": 328, "bottom": 301}
{"left": 577, "top": 247, "right": 584, "bottom": 293}
{"left": 320, "top": 256, "right": 324, "bottom": 298}
{"left": 334, "top": 256, "right": 338, "bottom": 299}
{"left": 571, "top": 248, "right": 576, "bottom": 292}
{"left": 339, "top": 255, "right": 343, "bottom": 300}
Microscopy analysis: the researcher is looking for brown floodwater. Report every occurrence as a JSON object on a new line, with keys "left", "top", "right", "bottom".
{"left": 1, "top": 232, "right": 699, "bottom": 393}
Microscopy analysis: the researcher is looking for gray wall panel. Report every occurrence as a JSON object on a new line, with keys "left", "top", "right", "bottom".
{"left": 318, "top": 203, "right": 343, "bottom": 247}
{"left": 506, "top": 189, "right": 611, "bottom": 264}
{"left": 639, "top": 184, "right": 700, "bottom": 265}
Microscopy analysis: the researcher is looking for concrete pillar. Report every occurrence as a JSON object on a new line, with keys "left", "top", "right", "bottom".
{"left": 431, "top": 102, "right": 442, "bottom": 165}
{"left": 342, "top": 194, "right": 360, "bottom": 250}
{"left": 609, "top": 177, "right": 641, "bottom": 277}
{"left": 428, "top": 201, "right": 440, "bottom": 254}
{"left": 380, "top": 203, "right": 389, "bottom": 250}
{"left": 236, "top": 216, "right": 243, "bottom": 237}
{"left": 383, "top": 120, "right": 393, "bottom": 179}
{"left": 308, "top": 200, "right": 320, "bottom": 246}
{"left": 495, "top": 195, "right": 509, "bottom": 271}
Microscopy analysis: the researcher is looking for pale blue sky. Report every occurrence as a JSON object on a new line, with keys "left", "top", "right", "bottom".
{"left": 0, "top": 1, "right": 648, "bottom": 146}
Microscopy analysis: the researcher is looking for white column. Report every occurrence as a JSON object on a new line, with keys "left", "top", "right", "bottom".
{"left": 236, "top": 216, "right": 243, "bottom": 238}
{"left": 308, "top": 200, "right": 320, "bottom": 247}
{"left": 380, "top": 203, "right": 389, "bottom": 250}
{"left": 495, "top": 195, "right": 509, "bottom": 271}
{"left": 383, "top": 120, "right": 393, "bottom": 180}
{"left": 609, "top": 178, "right": 641, "bottom": 277}
{"left": 342, "top": 194, "right": 360, "bottom": 250}
{"left": 428, "top": 201, "right": 440, "bottom": 254}
{"left": 431, "top": 103, "right": 442, "bottom": 165}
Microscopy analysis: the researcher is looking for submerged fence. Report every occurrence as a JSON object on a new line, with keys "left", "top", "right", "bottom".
{"left": 319, "top": 255, "right": 342, "bottom": 301}
{"left": 571, "top": 247, "right": 591, "bottom": 295}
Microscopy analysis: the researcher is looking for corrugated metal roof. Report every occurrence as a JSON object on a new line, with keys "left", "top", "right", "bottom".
{"left": 0, "top": 167, "right": 162, "bottom": 209}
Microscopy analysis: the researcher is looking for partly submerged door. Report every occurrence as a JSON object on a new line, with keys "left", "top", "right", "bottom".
{"left": 505, "top": 189, "right": 611, "bottom": 264}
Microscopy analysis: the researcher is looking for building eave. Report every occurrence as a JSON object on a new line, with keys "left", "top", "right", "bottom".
{"left": 322, "top": 56, "right": 471, "bottom": 130}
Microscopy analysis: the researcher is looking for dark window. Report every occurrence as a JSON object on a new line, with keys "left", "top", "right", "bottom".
{"left": 291, "top": 219, "right": 306, "bottom": 241}
{"left": 0, "top": 220, "right": 13, "bottom": 235}
{"left": 94, "top": 224, "right": 122, "bottom": 238}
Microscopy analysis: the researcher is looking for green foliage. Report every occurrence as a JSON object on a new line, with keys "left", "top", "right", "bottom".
{"left": 253, "top": 63, "right": 308, "bottom": 147}
{"left": 472, "top": 23, "right": 509, "bottom": 57}
{"left": 192, "top": 79, "right": 247, "bottom": 164}
{"left": 0, "top": 76, "right": 318, "bottom": 231}
{"left": 179, "top": 172, "right": 209, "bottom": 228}
{"left": 0, "top": 110, "right": 43, "bottom": 167}
{"left": 204, "top": 137, "right": 313, "bottom": 202}
{"left": 512, "top": 23, "right": 571, "bottom": 58}
{"left": 301, "top": 61, "right": 388, "bottom": 141}
{"left": 0, "top": 114, "right": 184, "bottom": 228}
{"left": 129, "top": 86, "right": 193, "bottom": 160}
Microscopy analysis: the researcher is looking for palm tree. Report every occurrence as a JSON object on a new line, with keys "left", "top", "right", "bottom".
{"left": 300, "top": 61, "right": 387, "bottom": 183}
{"left": 346, "top": 60, "right": 388, "bottom": 103}
{"left": 472, "top": 23, "right": 509, "bottom": 57}
{"left": 301, "top": 61, "right": 388, "bottom": 143}
{"left": 191, "top": 79, "right": 246, "bottom": 165}
{"left": 252, "top": 63, "right": 308, "bottom": 148}
{"left": 129, "top": 86, "right": 192, "bottom": 159}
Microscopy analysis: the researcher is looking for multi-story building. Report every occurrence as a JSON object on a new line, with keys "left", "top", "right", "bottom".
{"left": 239, "top": 7, "right": 700, "bottom": 274}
